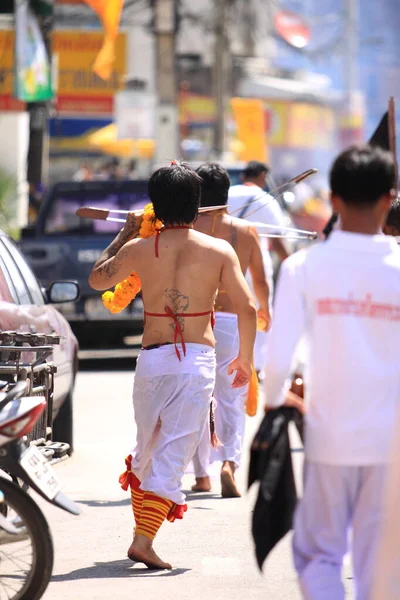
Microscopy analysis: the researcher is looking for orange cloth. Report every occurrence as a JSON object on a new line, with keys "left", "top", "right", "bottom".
{"left": 246, "top": 367, "right": 259, "bottom": 417}
{"left": 84, "top": 0, "right": 124, "bottom": 80}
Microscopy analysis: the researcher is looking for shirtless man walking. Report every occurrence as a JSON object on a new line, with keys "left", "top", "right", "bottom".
{"left": 191, "top": 163, "right": 271, "bottom": 497}
{"left": 89, "top": 162, "right": 257, "bottom": 570}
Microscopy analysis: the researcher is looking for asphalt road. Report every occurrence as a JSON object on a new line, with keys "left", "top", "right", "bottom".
{"left": 40, "top": 360, "right": 353, "bottom": 600}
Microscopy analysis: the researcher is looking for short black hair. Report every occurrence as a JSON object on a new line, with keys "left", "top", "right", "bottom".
{"left": 196, "top": 163, "right": 230, "bottom": 207}
{"left": 242, "top": 160, "right": 270, "bottom": 180}
{"left": 148, "top": 162, "right": 201, "bottom": 225}
{"left": 386, "top": 197, "right": 400, "bottom": 233}
{"left": 330, "top": 144, "right": 395, "bottom": 207}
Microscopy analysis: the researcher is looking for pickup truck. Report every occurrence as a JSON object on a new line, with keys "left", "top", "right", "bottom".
{"left": 20, "top": 180, "right": 150, "bottom": 351}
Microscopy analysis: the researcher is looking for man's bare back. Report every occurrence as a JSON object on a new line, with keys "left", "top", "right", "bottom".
{"left": 125, "top": 226, "right": 244, "bottom": 348}
{"left": 89, "top": 214, "right": 257, "bottom": 363}
{"left": 195, "top": 211, "right": 270, "bottom": 327}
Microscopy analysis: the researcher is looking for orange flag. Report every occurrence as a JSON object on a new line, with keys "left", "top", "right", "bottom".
{"left": 84, "top": 0, "right": 124, "bottom": 80}
{"left": 231, "top": 97, "right": 268, "bottom": 163}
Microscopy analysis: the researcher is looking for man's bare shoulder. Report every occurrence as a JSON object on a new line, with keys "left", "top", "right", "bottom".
{"left": 192, "top": 229, "right": 235, "bottom": 257}
{"left": 226, "top": 217, "right": 260, "bottom": 249}
{"left": 232, "top": 217, "right": 260, "bottom": 238}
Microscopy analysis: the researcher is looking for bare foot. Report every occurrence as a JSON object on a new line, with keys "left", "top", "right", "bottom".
{"left": 191, "top": 476, "right": 211, "bottom": 492}
{"left": 220, "top": 461, "right": 241, "bottom": 498}
{"left": 127, "top": 534, "right": 172, "bottom": 570}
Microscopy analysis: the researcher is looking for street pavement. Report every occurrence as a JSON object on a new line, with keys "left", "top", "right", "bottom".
{"left": 41, "top": 361, "right": 353, "bottom": 600}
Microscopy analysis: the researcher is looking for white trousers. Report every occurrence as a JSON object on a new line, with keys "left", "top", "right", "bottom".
{"left": 131, "top": 343, "right": 216, "bottom": 505}
{"left": 246, "top": 247, "right": 273, "bottom": 372}
{"left": 192, "top": 313, "right": 248, "bottom": 477}
{"left": 371, "top": 409, "right": 400, "bottom": 599}
{"left": 293, "top": 460, "right": 387, "bottom": 600}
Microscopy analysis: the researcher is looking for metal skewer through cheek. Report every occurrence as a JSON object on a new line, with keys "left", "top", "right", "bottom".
{"left": 251, "top": 221, "right": 317, "bottom": 237}
{"left": 79, "top": 213, "right": 318, "bottom": 239}
{"left": 258, "top": 233, "right": 317, "bottom": 240}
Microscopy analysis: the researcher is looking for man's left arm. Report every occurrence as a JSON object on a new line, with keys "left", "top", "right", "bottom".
{"left": 270, "top": 238, "right": 289, "bottom": 262}
{"left": 263, "top": 256, "right": 306, "bottom": 409}
{"left": 89, "top": 213, "right": 141, "bottom": 291}
{"left": 258, "top": 197, "right": 290, "bottom": 261}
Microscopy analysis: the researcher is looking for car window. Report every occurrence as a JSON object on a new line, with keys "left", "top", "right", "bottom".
{"left": 44, "top": 187, "right": 150, "bottom": 235}
{"left": 227, "top": 169, "right": 242, "bottom": 186}
{"left": 0, "top": 239, "right": 32, "bottom": 305}
{"left": 2, "top": 237, "right": 44, "bottom": 306}
{"left": 0, "top": 252, "right": 15, "bottom": 303}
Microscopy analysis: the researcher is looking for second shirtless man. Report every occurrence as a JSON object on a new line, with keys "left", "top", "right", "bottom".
{"left": 192, "top": 163, "right": 271, "bottom": 497}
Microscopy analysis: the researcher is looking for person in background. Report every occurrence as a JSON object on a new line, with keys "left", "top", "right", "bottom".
{"left": 72, "top": 161, "right": 94, "bottom": 182}
{"left": 192, "top": 163, "right": 271, "bottom": 497}
{"left": 228, "top": 160, "right": 289, "bottom": 377}
{"left": 125, "top": 158, "right": 138, "bottom": 179}
{"left": 263, "top": 145, "right": 400, "bottom": 599}
{"left": 370, "top": 202, "right": 400, "bottom": 598}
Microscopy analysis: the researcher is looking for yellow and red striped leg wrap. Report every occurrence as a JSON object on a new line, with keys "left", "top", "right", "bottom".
{"left": 136, "top": 492, "right": 173, "bottom": 540}
{"left": 130, "top": 473, "right": 144, "bottom": 525}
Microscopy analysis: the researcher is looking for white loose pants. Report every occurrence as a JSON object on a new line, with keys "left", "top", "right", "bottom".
{"left": 192, "top": 313, "right": 248, "bottom": 477}
{"left": 293, "top": 461, "right": 386, "bottom": 600}
{"left": 371, "top": 409, "right": 400, "bottom": 599}
{"left": 131, "top": 343, "right": 216, "bottom": 505}
{"left": 246, "top": 245, "right": 274, "bottom": 372}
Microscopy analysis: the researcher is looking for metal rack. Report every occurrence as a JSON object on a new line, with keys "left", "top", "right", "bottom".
{"left": 0, "top": 331, "right": 69, "bottom": 460}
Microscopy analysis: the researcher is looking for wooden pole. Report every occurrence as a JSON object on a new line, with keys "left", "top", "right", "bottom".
{"left": 388, "top": 97, "right": 398, "bottom": 195}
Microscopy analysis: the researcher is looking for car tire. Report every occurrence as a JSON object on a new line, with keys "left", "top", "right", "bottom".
{"left": 52, "top": 392, "right": 74, "bottom": 455}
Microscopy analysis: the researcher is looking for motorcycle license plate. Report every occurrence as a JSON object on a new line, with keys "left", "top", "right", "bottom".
{"left": 19, "top": 446, "right": 62, "bottom": 500}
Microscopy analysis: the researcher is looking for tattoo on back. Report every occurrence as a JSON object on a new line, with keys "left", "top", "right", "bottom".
{"left": 93, "top": 246, "right": 129, "bottom": 283}
{"left": 164, "top": 288, "right": 189, "bottom": 331}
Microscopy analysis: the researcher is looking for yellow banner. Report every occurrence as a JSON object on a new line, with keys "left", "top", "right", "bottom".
{"left": 0, "top": 29, "right": 126, "bottom": 113}
{"left": 231, "top": 98, "right": 268, "bottom": 162}
{"left": 54, "top": 31, "right": 126, "bottom": 97}
{"left": 287, "top": 103, "right": 335, "bottom": 149}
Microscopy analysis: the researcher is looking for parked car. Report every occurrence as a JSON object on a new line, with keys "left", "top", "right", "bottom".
{"left": 20, "top": 180, "right": 149, "bottom": 350}
{"left": 0, "top": 228, "right": 79, "bottom": 451}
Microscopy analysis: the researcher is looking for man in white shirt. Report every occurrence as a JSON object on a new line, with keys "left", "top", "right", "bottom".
{"left": 370, "top": 195, "right": 400, "bottom": 598}
{"left": 228, "top": 161, "right": 289, "bottom": 373}
{"left": 264, "top": 145, "right": 400, "bottom": 600}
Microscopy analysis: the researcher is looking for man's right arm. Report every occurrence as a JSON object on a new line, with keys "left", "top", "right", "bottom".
{"left": 219, "top": 242, "right": 257, "bottom": 387}
{"left": 263, "top": 255, "right": 306, "bottom": 409}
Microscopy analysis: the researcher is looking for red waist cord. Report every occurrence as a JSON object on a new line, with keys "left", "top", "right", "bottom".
{"left": 144, "top": 307, "right": 214, "bottom": 361}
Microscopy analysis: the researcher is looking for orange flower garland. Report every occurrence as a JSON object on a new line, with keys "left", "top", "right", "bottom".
{"left": 101, "top": 203, "right": 162, "bottom": 313}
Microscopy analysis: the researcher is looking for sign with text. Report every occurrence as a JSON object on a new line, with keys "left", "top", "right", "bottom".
{"left": 115, "top": 90, "right": 156, "bottom": 140}
{"left": 0, "top": 29, "right": 126, "bottom": 114}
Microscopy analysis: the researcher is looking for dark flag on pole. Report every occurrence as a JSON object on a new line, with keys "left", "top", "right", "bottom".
{"left": 369, "top": 111, "right": 390, "bottom": 150}
{"left": 248, "top": 406, "right": 304, "bottom": 570}
{"left": 324, "top": 97, "right": 398, "bottom": 238}
{"left": 362, "top": 97, "right": 398, "bottom": 195}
